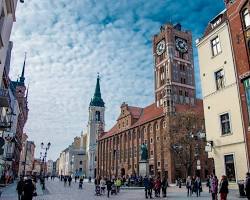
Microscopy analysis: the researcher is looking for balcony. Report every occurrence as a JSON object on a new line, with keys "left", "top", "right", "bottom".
{"left": 0, "top": 88, "right": 10, "bottom": 107}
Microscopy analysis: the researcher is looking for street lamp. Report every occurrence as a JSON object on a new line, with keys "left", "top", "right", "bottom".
{"left": 40, "top": 142, "right": 51, "bottom": 177}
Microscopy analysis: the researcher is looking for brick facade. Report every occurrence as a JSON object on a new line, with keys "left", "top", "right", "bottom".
{"left": 97, "top": 24, "right": 213, "bottom": 182}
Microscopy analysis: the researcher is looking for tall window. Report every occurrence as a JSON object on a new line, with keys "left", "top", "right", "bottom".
{"left": 224, "top": 154, "right": 236, "bottom": 182}
{"left": 95, "top": 111, "right": 100, "bottom": 121}
{"left": 160, "top": 67, "right": 165, "bottom": 86}
{"left": 211, "top": 36, "right": 222, "bottom": 56}
{"left": 243, "top": 9, "right": 250, "bottom": 28}
{"left": 220, "top": 113, "right": 231, "bottom": 135}
{"left": 215, "top": 69, "right": 225, "bottom": 90}
{"left": 243, "top": 78, "right": 250, "bottom": 125}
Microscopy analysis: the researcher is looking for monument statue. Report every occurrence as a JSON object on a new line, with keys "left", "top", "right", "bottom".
{"left": 140, "top": 143, "right": 148, "bottom": 161}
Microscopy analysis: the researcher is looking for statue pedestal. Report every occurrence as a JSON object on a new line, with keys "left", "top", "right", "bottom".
{"left": 139, "top": 160, "right": 149, "bottom": 177}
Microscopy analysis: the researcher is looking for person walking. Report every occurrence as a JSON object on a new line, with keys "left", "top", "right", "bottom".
{"left": 186, "top": 176, "right": 192, "bottom": 197}
{"left": 16, "top": 177, "right": 24, "bottom": 200}
{"left": 68, "top": 176, "right": 72, "bottom": 187}
{"left": 63, "top": 176, "right": 67, "bottom": 187}
{"left": 115, "top": 177, "right": 122, "bottom": 193}
{"left": 100, "top": 177, "right": 106, "bottom": 194}
{"left": 106, "top": 179, "right": 112, "bottom": 198}
{"left": 161, "top": 176, "right": 168, "bottom": 198}
{"left": 23, "top": 178, "right": 35, "bottom": 200}
{"left": 219, "top": 175, "right": 229, "bottom": 200}
{"left": 143, "top": 175, "right": 150, "bottom": 199}
{"left": 211, "top": 175, "right": 218, "bottom": 200}
{"left": 154, "top": 176, "right": 161, "bottom": 197}
{"left": 245, "top": 172, "right": 250, "bottom": 200}
{"left": 194, "top": 177, "right": 202, "bottom": 197}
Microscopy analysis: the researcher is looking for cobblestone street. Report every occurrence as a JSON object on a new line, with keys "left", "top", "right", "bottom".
{"left": 1, "top": 179, "right": 246, "bottom": 200}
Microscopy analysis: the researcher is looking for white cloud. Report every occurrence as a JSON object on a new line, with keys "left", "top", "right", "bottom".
{"left": 9, "top": 0, "right": 224, "bottom": 160}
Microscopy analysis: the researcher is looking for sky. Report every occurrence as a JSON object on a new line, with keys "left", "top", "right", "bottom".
{"left": 9, "top": 0, "right": 224, "bottom": 160}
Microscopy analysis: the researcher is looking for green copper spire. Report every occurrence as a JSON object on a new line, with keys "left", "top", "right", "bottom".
{"left": 90, "top": 74, "right": 105, "bottom": 107}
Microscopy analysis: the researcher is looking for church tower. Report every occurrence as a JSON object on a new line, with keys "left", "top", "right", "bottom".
{"left": 153, "top": 23, "right": 196, "bottom": 114}
{"left": 86, "top": 74, "right": 105, "bottom": 178}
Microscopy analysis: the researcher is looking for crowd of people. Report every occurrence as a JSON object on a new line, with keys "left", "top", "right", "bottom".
{"left": 16, "top": 176, "right": 36, "bottom": 200}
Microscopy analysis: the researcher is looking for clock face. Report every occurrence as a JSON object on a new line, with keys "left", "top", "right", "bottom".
{"left": 175, "top": 38, "right": 188, "bottom": 53}
{"left": 156, "top": 40, "right": 165, "bottom": 55}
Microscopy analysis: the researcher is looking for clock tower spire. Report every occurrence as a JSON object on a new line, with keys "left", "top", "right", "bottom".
{"left": 153, "top": 23, "right": 196, "bottom": 111}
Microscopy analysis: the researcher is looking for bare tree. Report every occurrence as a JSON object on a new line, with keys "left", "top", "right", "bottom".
{"left": 169, "top": 111, "right": 206, "bottom": 177}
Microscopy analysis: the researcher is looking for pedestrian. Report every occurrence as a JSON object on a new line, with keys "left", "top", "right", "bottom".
{"left": 23, "top": 178, "right": 35, "bottom": 200}
{"left": 186, "top": 176, "right": 192, "bottom": 197}
{"left": 75, "top": 176, "right": 77, "bottom": 183}
{"left": 194, "top": 176, "right": 202, "bottom": 197}
{"left": 100, "top": 177, "right": 106, "bottom": 194}
{"left": 16, "top": 177, "right": 24, "bottom": 200}
{"left": 106, "top": 179, "right": 112, "bottom": 198}
{"left": 219, "top": 175, "right": 229, "bottom": 200}
{"left": 211, "top": 175, "right": 218, "bottom": 200}
{"left": 179, "top": 178, "right": 182, "bottom": 188}
{"left": 161, "top": 176, "right": 168, "bottom": 198}
{"left": 115, "top": 177, "right": 122, "bottom": 193}
{"left": 63, "top": 176, "right": 67, "bottom": 187}
{"left": 143, "top": 175, "right": 150, "bottom": 199}
{"left": 79, "top": 176, "right": 83, "bottom": 189}
{"left": 68, "top": 176, "right": 72, "bottom": 186}
{"left": 88, "top": 176, "right": 91, "bottom": 183}
{"left": 245, "top": 172, "right": 250, "bottom": 200}
{"left": 154, "top": 176, "right": 161, "bottom": 197}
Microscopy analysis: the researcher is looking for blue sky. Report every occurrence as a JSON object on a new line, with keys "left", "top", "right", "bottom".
{"left": 10, "top": 0, "right": 224, "bottom": 160}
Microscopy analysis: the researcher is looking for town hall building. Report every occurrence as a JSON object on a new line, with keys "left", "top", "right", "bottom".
{"left": 96, "top": 23, "right": 213, "bottom": 182}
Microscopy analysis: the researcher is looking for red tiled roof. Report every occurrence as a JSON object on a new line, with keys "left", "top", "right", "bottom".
{"left": 128, "top": 106, "right": 143, "bottom": 118}
{"left": 100, "top": 103, "right": 163, "bottom": 140}
{"left": 99, "top": 100, "right": 203, "bottom": 140}
{"left": 131, "top": 103, "right": 164, "bottom": 128}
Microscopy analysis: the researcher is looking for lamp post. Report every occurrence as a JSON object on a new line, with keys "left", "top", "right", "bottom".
{"left": 40, "top": 142, "right": 51, "bottom": 177}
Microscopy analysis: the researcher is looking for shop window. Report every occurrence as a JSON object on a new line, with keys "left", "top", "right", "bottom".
{"left": 224, "top": 154, "right": 236, "bottom": 182}
{"left": 243, "top": 8, "right": 250, "bottom": 28}
{"left": 79, "top": 161, "right": 82, "bottom": 165}
{"left": 215, "top": 69, "right": 225, "bottom": 90}
{"left": 157, "top": 161, "right": 161, "bottom": 167}
{"left": 211, "top": 36, "right": 222, "bottom": 56}
{"left": 220, "top": 113, "right": 231, "bottom": 135}
{"left": 243, "top": 78, "right": 250, "bottom": 125}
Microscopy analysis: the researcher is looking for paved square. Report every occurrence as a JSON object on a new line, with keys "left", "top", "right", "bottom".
{"left": 1, "top": 179, "right": 246, "bottom": 200}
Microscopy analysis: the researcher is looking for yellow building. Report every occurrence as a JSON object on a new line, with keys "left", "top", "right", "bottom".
{"left": 196, "top": 10, "right": 248, "bottom": 183}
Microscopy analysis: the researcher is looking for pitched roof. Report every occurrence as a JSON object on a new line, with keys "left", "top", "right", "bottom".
{"left": 99, "top": 103, "right": 164, "bottom": 140}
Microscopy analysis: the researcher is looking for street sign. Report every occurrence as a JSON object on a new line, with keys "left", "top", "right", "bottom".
{"left": 197, "top": 165, "right": 201, "bottom": 170}
{"left": 197, "top": 160, "right": 201, "bottom": 165}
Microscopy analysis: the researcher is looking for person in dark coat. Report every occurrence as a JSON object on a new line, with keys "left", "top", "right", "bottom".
{"left": 23, "top": 179, "right": 35, "bottom": 200}
{"left": 16, "top": 177, "right": 24, "bottom": 200}
{"left": 245, "top": 172, "right": 250, "bottom": 200}
{"left": 63, "top": 176, "right": 67, "bottom": 187}
{"left": 143, "top": 176, "right": 150, "bottom": 198}
{"left": 68, "top": 176, "right": 72, "bottom": 186}
{"left": 194, "top": 177, "right": 202, "bottom": 197}
{"left": 106, "top": 179, "right": 112, "bottom": 198}
{"left": 161, "top": 176, "right": 168, "bottom": 197}
{"left": 219, "top": 175, "right": 229, "bottom": 200}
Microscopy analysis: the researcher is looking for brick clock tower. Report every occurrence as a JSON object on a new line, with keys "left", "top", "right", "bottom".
{"left": 153, "top": 23, "right": 196, "bottom": 113}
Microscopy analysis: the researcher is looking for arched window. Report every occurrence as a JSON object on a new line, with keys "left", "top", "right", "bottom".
{"left": 243, "top": 8, "right": 250, "bottom": 28}
{"left": 95, "top": 111, "right": 100, "bottom": 121}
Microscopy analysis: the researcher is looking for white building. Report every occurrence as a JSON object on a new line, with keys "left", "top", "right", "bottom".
{"left": 86, "top": 75, "right": 105, "bottom": 178}
{"left": 0, "top": 0, "right": 21, "bottom": 88}
{"left": 197, "top": 10, "right": 248, "bottom": 183}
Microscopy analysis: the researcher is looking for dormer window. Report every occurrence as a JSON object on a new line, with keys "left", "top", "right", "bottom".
{"left": 243, "top": 9, "right": 250, "bottom": 28}
{"left": 211, "top": 17, "right": 221, "bottom": 28}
